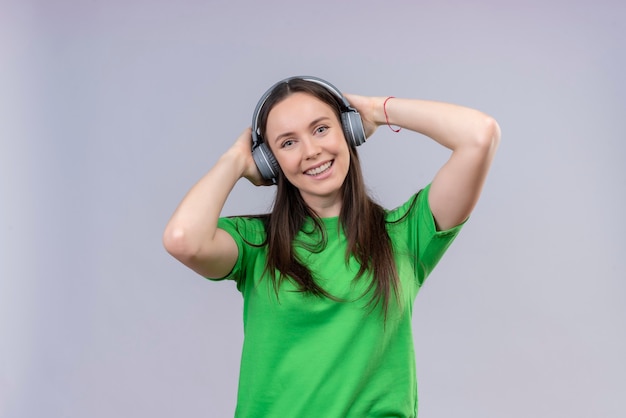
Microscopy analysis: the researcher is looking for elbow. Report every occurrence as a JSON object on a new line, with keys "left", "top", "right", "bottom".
{"left": 476, "top": 116, "right": 501, "bottom": 152}
{"left": 162, "top": 225, "right": 199, "bottom": 263}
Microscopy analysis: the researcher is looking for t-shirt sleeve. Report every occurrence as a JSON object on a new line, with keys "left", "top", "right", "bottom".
{"left": 388, "top": 183, "right": 465, "bottom": 287}
{"left": 212, "top": 216, "right": 266, "bottom": 290}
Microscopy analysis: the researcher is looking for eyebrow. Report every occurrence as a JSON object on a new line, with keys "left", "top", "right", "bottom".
{"left": 273, "top": 116, "right": 332, "bottom": 144}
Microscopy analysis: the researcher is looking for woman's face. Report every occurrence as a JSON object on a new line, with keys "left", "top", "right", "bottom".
{"left": 265, "top": 92, "right": 350, "bottom": 215}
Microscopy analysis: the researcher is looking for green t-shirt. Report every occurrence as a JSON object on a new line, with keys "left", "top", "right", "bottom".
{"left": 215, "top": 184, "right": 463, "bottom": 418}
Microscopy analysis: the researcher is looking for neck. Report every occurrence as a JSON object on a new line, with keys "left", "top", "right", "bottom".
{"left": 301, "top": 192, "right": 342, "bottom": 218}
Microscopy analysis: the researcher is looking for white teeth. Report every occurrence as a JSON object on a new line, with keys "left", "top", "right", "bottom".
{"left": 305, "top": 161, "right": 332, "bottom": 176}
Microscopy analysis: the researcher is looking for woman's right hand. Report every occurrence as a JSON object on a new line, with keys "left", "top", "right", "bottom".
{"left": 228, "top": 127, "right": 273, "bottom": 186}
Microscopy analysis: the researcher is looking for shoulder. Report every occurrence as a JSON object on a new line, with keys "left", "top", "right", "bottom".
{"left": 385, "top": 184, "right": 465, "bottom": 235}
{"left": 384, "top": 185, "right": 429, "bottom": 223}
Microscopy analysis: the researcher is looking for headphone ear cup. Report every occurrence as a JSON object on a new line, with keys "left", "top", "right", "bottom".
{"left": 341, "top": 110, "right": 366, "bottom": 147}
{"left": 252, "top": 142, "right": 279, "bottom": 181}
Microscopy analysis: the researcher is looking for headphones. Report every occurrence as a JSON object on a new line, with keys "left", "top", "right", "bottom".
{"left": 251, "top": 76, "right": 366, "bottom": 182}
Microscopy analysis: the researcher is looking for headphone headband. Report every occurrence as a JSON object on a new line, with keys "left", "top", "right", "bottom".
{"left": 252, "top": 76, "right": 355, "bottom": 147}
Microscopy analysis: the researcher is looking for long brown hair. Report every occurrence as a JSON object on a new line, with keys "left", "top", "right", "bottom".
{"left": 257, "top": 78, "right": 400, "bottom": 315}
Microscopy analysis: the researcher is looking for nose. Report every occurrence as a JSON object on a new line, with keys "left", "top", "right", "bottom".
{"left": 302, "top": 137, "right": 321, "bottom": 160}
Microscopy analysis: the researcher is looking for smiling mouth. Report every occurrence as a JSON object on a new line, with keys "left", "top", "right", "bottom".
{"left": 305, "top": 160, "right": 333, "bottom": 176}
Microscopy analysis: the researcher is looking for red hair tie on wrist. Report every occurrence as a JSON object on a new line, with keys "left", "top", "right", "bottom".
{"left": 384, "top": 96, "right": 401, "bottom": 133}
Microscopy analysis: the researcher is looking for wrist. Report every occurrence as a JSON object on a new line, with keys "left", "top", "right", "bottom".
{"left": 383, "top": 97, "right": 401, "bottom": 133}
{"left": 221, "top": 146, "right": 249, "bottom": 177}
{"left": 372, "top": 96, "right": 388, "bottom": 126}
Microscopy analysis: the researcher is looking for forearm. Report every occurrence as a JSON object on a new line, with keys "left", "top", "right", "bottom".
{"left": 163, "top": 147, "right": 246, "bottom": 259}
{"left": 376, "top": 97, "right": 498, "bottom": 151}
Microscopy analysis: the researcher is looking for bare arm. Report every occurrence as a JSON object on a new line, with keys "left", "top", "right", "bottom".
{"left": 345, "top": 94, "right": 501, "bottom": 230}
{"left": 162, "top": 128, "right": 267, "bottom": 278}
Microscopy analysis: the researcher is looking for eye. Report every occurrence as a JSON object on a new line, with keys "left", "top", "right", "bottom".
{"left": 315, "top": 125, "right": 329, "bottom": 135}
{"left": 281, "top": 139, "right": 295, "bottom": 148}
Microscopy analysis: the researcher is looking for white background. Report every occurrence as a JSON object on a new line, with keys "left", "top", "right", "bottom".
{"left": 1, "top": 0, "right": 624, "bottom": 417}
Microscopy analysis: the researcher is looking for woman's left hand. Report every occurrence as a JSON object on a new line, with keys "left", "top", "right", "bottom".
{"left": 344, "top": 93, "right": 381, "bottom": 138}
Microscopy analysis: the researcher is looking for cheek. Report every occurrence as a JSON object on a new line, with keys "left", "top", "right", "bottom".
{"left": 339, "top": 142, "right": 351, "bottom": 163}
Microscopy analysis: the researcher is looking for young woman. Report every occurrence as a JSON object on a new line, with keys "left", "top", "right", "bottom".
{"left": 163, "top": 76, "right": 500, "bottom": 417}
